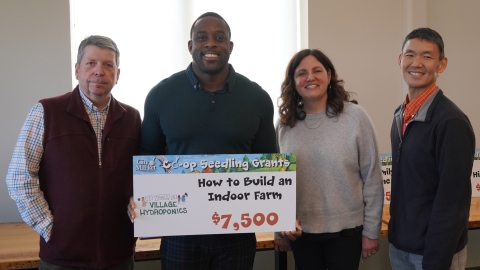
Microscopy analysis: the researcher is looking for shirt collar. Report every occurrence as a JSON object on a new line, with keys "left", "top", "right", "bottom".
{"left": 185, "top": 63, "right": 236, "bottom": 92}
{"left": 401, "top": 84, "right": 437, "bottom": 137}
{"left": 78, "top": 87, "right": 111, "bottom": 112}
{"left": 403, "top": 84, "right": 437, "bottom": 115}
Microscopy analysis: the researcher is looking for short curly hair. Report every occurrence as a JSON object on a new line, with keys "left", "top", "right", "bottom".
{"left": 190, "top": 12, "right": 231, "bottom": 40}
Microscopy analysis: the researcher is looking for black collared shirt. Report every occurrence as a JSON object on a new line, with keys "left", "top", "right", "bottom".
{"left": 185, "top": 63, "right": 236, "bottom": 93}
{"left": 140, "top": 62, "right": 277, "bottom": 156}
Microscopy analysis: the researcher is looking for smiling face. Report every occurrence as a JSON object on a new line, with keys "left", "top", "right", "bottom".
{"left": 188, "top": 16, "right": 233, "bottom": 76}
{"left": 399, "top": 38, "right": 447, "bottom": 96}
{"left": 294, "top": 55, "right": 331, "bottom": 111}
{"left": 75, "top": 45, "right": 119, "bottom": 105}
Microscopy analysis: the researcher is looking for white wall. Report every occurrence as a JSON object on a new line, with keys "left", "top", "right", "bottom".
{"left": 428, "top": 0, "right": 480, "bottom": 142}
{"left": 1, "top": 0, "right": 479, "bottom": 269}
{"left": 0, "top": 0, "right": 72, "bottom": 223}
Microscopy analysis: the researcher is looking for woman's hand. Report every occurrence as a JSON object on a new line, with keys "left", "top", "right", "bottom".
{"left": 280, "top": 217, "right": 303, "bottom": 241}
{"left": 361, "top": 236, "right": 379, "bottom": 259}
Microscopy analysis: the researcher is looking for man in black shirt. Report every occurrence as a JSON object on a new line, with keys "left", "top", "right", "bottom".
{"left": 130, "top": 12, "right": 276, "bottom": 270}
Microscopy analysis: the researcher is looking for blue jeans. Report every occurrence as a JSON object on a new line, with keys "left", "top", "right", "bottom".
{"left": 389, "top": 244, "right": 423, "bottom": 270}
{"left": 389, "top": 244, "right": 467, "bottom": 270}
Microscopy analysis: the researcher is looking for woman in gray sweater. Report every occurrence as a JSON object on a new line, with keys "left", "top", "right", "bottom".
{"left": 275, "top": 49, "right": 384, "bottom": 269}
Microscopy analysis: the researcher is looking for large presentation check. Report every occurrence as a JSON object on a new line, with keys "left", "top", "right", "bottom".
{"left": 133, "top": 153, "right": 296, "bottom": 237}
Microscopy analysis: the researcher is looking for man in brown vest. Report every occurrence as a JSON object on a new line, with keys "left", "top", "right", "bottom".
{"left": 6, "top": 35, "right": 141, "bottom": 270}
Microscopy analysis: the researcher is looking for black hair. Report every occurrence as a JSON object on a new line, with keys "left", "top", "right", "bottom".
{"left": 190, "top": 12, "right": 231, "bottom": 39}
{"left": 402, "top": 27, "right": 445, "bottom": 59}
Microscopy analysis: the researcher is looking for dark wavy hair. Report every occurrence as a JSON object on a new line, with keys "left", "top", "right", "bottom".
{"left": 278, "top": 49, "right": 354, "bottom": 127}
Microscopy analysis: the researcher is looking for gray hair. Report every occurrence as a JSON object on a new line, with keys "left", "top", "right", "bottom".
{"left": 77, "top": 35, "right": 120, "bottom": 67}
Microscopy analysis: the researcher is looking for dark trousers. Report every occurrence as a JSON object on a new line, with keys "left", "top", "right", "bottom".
{"left": 291, "top": 231, "right": 362, "bottom": 270}
{"left": 38, "top": 256, "right": 134, "bottom": 270}
{"left": 160, "top": 233, "right": 256, "bottom": 270}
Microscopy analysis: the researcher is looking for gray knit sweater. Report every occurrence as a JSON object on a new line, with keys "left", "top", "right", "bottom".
{"left": 276, "top": 102, "right": 383, "bottom": 239}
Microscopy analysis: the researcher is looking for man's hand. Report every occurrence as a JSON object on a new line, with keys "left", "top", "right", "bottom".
{"left": 127, "top": 197, "right": 136, "bottom": 223}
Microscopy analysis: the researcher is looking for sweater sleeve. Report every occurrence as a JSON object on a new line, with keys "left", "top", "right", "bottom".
{"left": 422, "top": 118, "right": 474, "bottom": 270}
{"left": 356, "top": 106, "right": 384, "bottom": 239}
{"left": 140, "top": 87, "right": 167, "bottom": 155}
